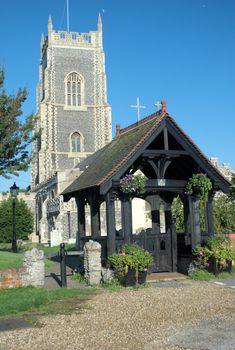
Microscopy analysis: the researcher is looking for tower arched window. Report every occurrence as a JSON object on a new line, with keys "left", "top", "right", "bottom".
{"left": 66, "top": 72, "right": 83, "bottom": 106}
{"left": 71, "top": 132, "right": 81, "bottom": 152}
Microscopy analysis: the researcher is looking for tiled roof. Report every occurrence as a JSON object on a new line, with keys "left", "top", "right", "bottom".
{"left": 62, "top": 111, "right": 163, "bottom": 195}
{"left": 167, "top": 116, "right": 231, "bottom": 186}
{"left": 62, "top": 110, "right": 230, "bottom": 196}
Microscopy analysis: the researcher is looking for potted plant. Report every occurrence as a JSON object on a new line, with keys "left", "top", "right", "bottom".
{"left": 193, "top": 235, "right": 235, "bottom": 275}
{"left": 186, "top": 173, "right": 212, "bottom": 203}
{"left": 108, "top": 244, "right": 153, "bottom": 287}
{"left": 120, "top": 174, "right": 146, "bottom": 195}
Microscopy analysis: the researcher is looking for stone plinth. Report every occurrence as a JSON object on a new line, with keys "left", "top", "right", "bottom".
{"left": 84, "top": 240, "right": 101, "bottom": 285}
{"left": 23, "top": 248, "right": 45, "bottom": 287}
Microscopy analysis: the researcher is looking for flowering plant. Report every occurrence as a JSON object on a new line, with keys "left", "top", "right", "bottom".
{"left": 120, "top": 174, "right": 146, "bottom": 194}
{"left": 186, "top": 173, "right": 212, "bottom": 203}
{"left": 193, "top": 235, "right": 235, "bottom": 270}
{"left": 108, "top": 244, "right": 153, "bottom": 285}
{"left": 193, "top": 246, "right": 211, "bottom": 269}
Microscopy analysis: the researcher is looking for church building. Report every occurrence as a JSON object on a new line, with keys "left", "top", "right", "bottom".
{"left": 31, "top": 15, "right": 112, "bottom": 244}
{"left": 30, "top": 14, "right": 230, "bottom": 273}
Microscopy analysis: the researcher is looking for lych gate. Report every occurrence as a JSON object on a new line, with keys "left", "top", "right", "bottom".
{"left": 62, "top": 102, "right": 230, "bottom": 273}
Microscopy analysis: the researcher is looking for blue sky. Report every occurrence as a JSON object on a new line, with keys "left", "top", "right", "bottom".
{"left": 0, "top": 0, "right": 234, "bottom": 191}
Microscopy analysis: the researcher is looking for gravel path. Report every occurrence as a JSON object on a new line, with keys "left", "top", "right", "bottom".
{"left": 0, "top": 280, "right": 235, "bottom": 350}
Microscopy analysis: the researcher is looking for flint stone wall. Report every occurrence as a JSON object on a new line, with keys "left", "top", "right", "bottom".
{"left": 84, "top": 240, "right": 101, "bottom": 285}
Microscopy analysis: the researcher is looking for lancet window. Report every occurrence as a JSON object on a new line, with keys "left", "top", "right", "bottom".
{"left": 71, "top": 132, "right": 82, "bottom": 152}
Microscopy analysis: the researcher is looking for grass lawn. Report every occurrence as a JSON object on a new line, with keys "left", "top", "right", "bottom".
{"left": 0, "top": 251, "right": 55, "bottom": 270}
{"left": 0, "top": 286, "right": 98, "bottom": 319}
{"left": 0, "top": 251, "right": 23, "bottom": 269}
{"left": 0, "top": 242, "right": 76, "bottom": 255}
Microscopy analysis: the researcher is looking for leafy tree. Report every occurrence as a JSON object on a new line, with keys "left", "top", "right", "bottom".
{"left": 213, "top": 194, "right": 235, "bottom": 234}
{"left": 229, "top": 174, "right": 235, "bottom": 201}
{"left": 172, "top": 193, "right": 235, "bottom": 234}
{"left": 0, "top": 68, "right": 36, "bottom": 179}
{"left": 172, "top": 196, "right": 184, "bottom": 232}
{"left": 0, "top": 197, "right": 34, "bottom": 243}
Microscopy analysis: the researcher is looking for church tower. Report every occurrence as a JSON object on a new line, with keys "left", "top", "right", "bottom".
{"left": 31, "top": 15, "right": 112, "bottom": 188}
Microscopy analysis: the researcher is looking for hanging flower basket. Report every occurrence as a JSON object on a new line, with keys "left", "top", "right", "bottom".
{"left": 186, "top": 173, "right": 212, "bottom": 203}
{"left": 120, "top": 174, "right": 147, "bottom": 195}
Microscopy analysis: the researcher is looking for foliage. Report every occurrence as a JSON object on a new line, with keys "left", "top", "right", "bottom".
{"left": 189, "top": 269, "right": 214, "bottom": 281}
{"left": 193, "top": 246, "right": 212, "bottom": 269}
{"left": 120, "top": 174, "right": 146, "bottom": 195}
{"left": 186, "top": 173, "right": 212, "bottom": 203}
{"left": 71, "top": 271, "right": 86, "bottom": 284}
{"left": 100, "top": 278, "right": 124, "bottom": 292}
{"left": 193, "top": 235, "right": 235, "bottom": 270}
{"left": 172, "top": 196, "right": 206, "bottom": 233}
{"left": 228, "top": 174, "right": 235, "bottom": 201}
{"left": 172, "top": 192, "right": 235, "bottom": 235}
{"left": 213, "top": 194, "right": 235, "bottom": 233}
{"left": 0, "top": 68, "right": 37, "bottom": 179}
{"left": 109, "top": 244, "right": 153, "bottom": 273}
{"left": 172, "top": 196, "right": 184, "bottom": 232}
{"left": 215, "top": 272, "right": 231, "bottom": 280}
{"left": 206, "top": 235, "right": 235, "bottom": 264}
{"left": 0, "top": 197, "right": 34, "bottom": 243}
{"left": 0, "top": 286, "right": 97, "bottom": 318}
{"left": 108, "top": 244, "right": 153, "bottom": 287}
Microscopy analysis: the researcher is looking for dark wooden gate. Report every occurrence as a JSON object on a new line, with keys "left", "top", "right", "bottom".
{"left": 133, "top": 229, "right": 173, "bottom": 273}
{"left": 146, "top": 233, "right": 172, "bottom": 272}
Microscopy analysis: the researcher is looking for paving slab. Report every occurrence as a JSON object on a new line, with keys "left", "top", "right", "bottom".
{"left": 169, "top": 317, "right": 235, "bottom": 350}
{"left": 151, "top": 280, "right": 193, "bottom": 289}
{"left": 146, "top": 271, "right": 187, "bottom": 282}
{"left": 212, "top": 277, "right": 235, "bottom": 289}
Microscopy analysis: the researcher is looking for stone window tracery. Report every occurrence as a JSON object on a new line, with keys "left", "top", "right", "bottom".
{"left": 66, "top": 72, "right": 83, "bottom": 107}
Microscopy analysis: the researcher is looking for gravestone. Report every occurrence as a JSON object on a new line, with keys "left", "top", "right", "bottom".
{"left": 50, "top": 228, "right": 63, "bottom": 247}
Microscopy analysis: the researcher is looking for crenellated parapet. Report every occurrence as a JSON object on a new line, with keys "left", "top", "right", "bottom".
{"left": 41, "top": 15, "right": 103, "bottom": 55}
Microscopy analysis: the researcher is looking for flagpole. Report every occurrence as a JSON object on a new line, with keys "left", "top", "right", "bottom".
{"left": 67, "top": 0, "right": 69, "bottom": 33}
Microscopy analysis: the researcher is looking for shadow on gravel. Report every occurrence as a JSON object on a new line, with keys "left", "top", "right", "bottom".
{"left": 0, "top": 318, "right": 33, "bottom": 332}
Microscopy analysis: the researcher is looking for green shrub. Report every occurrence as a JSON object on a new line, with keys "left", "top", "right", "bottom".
{"left": 193, "top": 235, "right": 235, "bottom": 270}
{"left": 189, "top": 269, "right": 214, "bottom": 281}
{"left": 108, "top": 244, "right": 153, "bottom": 275}
{"left": 0, "top": 197, "right": 34, "bottom": 243}
{"left": 71, "top": 272, "right": 86, "bottom": 284}
{"left": 216, "top": 272, "right": 231, "bottom": 280}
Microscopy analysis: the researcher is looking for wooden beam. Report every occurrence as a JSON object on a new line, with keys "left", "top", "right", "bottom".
{"left": 121, "top": 196, "right": 133, "bottom": 243}
{"left": 75, "top": 195, "right": 85, "bottom": 250}
{"left": 205, "top": 191, "right": 215, "bottom": 235}
{"left": 146, "top": 179, "right": 187, "bottom": 188}
{"left": 142, "top": 150, "right": 189, "bottom": 157}
{"left": 163, "top": 127, "right": 169, "bottom": 150}
{"left": 106, "top": 191, "right": 116, "bottom": 256}
{"left": 188, "top": 196, "right": 201, "bottom": 249}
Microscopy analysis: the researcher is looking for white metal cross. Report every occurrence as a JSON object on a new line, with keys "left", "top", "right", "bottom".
{"left": 155, "top": 101, "right": 162, "bottom": 111}
{"left": 130, "top": 97, "right": 146, "bottom": 121}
